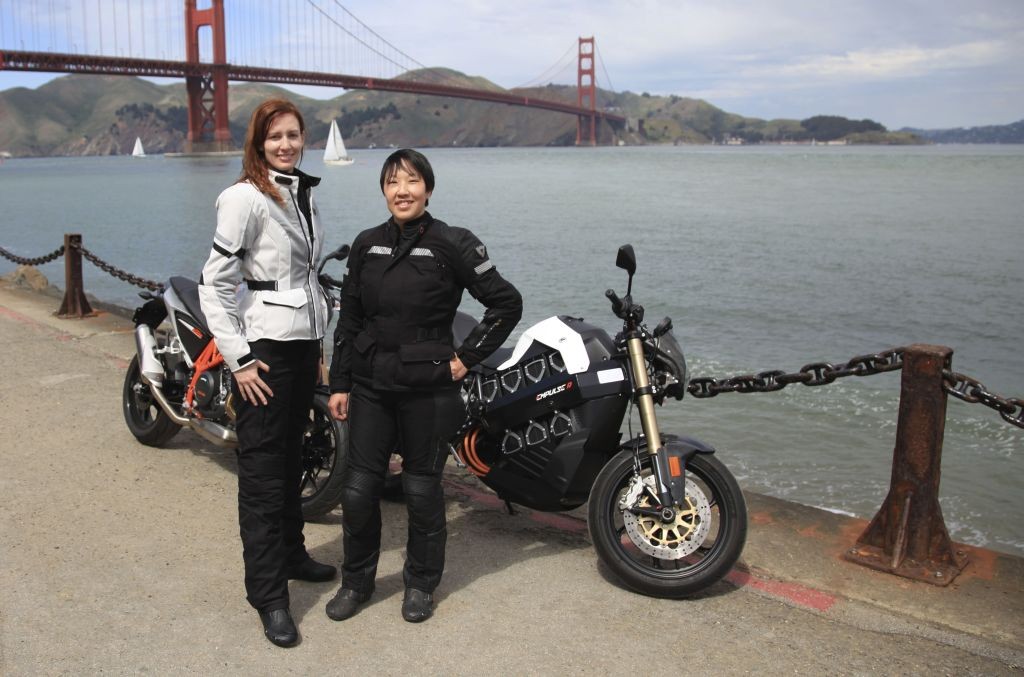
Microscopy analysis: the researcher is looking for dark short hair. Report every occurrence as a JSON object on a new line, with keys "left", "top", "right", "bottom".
{"left": 379, "top": 148, "right": 435, "bottom": 195}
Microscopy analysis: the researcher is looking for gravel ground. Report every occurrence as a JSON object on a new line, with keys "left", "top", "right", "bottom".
{"left": 1, "top": 281, "right": 1021, "bottom": 676}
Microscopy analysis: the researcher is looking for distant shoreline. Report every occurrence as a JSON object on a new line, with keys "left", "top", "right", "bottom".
{"left": 8, "top": 141, "right": 1024, "bottom": 161}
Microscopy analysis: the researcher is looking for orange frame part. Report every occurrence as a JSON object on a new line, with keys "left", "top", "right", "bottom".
{"left": 185, "top": 340, "right": 225, "bottom": 417}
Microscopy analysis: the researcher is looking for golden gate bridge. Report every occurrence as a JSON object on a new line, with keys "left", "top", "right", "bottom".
{"left": 0, "top": 0, "right": 627, "bottom": 151}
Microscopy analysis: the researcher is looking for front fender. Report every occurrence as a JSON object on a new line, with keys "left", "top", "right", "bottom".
{"left": 620, "top": 433, "right": 715, "bottom": 506}
{"left": 620, "top": 432, "right": 715, "bottom": 459}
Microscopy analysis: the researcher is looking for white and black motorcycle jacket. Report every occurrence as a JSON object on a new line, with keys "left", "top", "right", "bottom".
{"left": 198, "top": 168, "right": 329, "bottom": 372}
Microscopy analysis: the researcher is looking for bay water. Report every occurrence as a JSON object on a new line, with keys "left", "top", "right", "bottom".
{"left": 1, "top": 145, "right": 1021, "bottom": 555}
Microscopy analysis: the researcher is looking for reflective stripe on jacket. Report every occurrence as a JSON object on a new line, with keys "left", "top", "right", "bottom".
{"left": 329, "top": 212, "right": 522, "bottom": 392}
{"left": 198, "top": 168, "right": 329, "bottom": 372}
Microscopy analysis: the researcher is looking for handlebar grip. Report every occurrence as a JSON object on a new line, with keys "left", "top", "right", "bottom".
{"left": 605, "top": 288, "right": 624, "bottom": 316}
{"left": 319, "top": 274, "right": 343, "bottom": 289}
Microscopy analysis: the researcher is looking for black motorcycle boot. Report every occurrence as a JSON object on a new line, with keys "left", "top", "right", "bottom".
{"left": 401, "top": 588, "right": 434, "bottom": 623}
{"left": 325, "top": 586, "right": 374, "bottom": 621}
{"left": 259, "top": 608, "right": 299, "bottom": 647}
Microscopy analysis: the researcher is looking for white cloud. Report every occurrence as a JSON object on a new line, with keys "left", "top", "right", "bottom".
{"left": 764, "top": 39, "right": 1017, "bottom": 82}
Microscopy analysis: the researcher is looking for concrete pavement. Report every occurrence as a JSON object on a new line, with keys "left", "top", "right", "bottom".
{"left": 1, "top": 279, "right": 1021, "bottom": 675}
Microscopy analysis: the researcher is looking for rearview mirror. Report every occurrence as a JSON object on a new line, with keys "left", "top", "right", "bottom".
{"left": 324, "top": 244, "right": 350, "bottom": 262}
{"left": 318, "top": 244, "right": 350, "bottom": 275}
{"left": 615, "top": 244, "right": 636, "bottom": 277}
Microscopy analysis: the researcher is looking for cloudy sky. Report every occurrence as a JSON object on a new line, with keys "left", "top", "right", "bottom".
{"left": 1, "top": 0, "right": 1022, "bottom": 129}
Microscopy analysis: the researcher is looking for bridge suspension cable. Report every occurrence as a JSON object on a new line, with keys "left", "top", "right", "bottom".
{"left": 308, "top": 0, "right": 470, "bottom": 87}
{"left": 595, "top": 42, "right": 614, "bottom": 94}
{"left": 321, "top": 0, "right": 426, "bottom": 71}
{"left": 301, "top": 0, "right": 416, "bottom": 76}
{"left": 0, "top": 0, "right": 185, "bottom": 60}
{"left": 513, "top": 40, "right": 578, "bottom": 89}
{"left": 1, "top": 0, "right": 627, "bottom": 138}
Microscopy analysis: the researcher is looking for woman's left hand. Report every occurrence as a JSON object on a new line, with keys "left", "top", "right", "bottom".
{"left": 450, "top": 355, "right": 468, "bottom": 381}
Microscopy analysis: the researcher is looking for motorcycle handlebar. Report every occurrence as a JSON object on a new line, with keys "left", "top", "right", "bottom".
{"left": 317, "top": 244, "right": 350, "bottom": 276}
{"left": 319, "top": 274, "right": 344, "bottom": 289}
{"left": 605, "top": 289, "right": 624, "bottom": 317}
{"left": 606, "top": 289, "right": 645, "bottom": 324}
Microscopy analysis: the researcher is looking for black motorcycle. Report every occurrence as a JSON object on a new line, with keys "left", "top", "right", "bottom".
{"left": 448, "top": 244, "right": 747, "bottom": 598}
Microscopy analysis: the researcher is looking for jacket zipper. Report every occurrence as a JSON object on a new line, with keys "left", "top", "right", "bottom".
{"left": 288, "top": 188, "right": 320, "bottom": 337}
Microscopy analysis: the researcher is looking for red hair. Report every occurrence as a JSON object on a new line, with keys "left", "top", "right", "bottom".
{"left": 239, "top": 98, "right": 306, "bottom": 204}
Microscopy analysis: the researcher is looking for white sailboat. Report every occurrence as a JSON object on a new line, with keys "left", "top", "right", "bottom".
{"left": 131, "top": 137, "right": 146, "bottom": 158}
{"left": 322, "top": 119, "right": 354, "bottom": 166}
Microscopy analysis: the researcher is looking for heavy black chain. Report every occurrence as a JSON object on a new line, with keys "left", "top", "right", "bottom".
{"left": 70, "top": 242, "right": 163, "bottom": 292}
{"left": 687, "top": 347, "right": 1023, "bottom": 430}
{"left": 687, "top": 348, "right": 905, "bottom": 397}
{"left": 0, "top": 245, "right": 65, "bottom": 266}
{"left": 942, "top": 371, "right": 1024, "bottom": 429}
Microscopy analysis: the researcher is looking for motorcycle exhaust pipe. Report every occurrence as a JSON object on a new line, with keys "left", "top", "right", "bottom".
{"left": 137, "top": 360, "right": 239, "bottom": 448}
{"left": 140, "top": 371, "right": 189, "bottom": 427}
{"left": 134, "top": 325, "right": 165, "bottom": 387}
{"left": 189, "top": 418, "right": 238, "bottom": 447}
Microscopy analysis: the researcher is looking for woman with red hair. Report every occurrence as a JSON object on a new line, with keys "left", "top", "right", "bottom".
{"left": 199, "top": 98, "right": 335, "bottom": 648}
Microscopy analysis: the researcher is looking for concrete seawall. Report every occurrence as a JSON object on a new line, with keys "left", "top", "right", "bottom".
{"left": 1, "top": 281, "right": 1021, "bottom": 675}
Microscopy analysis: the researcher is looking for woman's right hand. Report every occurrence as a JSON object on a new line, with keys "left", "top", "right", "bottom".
{"left": 328, "top": 393, "right": 349, "bottom": 421}
{"left": 234, "top": 360, "right": 273, "bottom": 405}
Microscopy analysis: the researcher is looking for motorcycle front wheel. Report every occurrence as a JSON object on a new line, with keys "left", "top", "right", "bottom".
{"left": 122, "top": 355, "right": 181, "bottom": 447}
{"left": 588, "top": 449, "right": 747, "bottom": 598}
{"left": 300, "top": 394, "right": 348, "bottom": 520}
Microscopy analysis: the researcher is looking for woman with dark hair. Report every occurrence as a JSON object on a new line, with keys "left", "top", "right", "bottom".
{"left": 199, "top": 98, "right": 335, "bottom": 648}
{"left": 326, "top": 148, "right": 522, "bottom": 623}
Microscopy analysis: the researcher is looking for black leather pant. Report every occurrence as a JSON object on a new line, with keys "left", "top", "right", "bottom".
{"left": 340, "top": 383, "right": 463, "bottom": 594}
{"left": 233, "top": 339, "right": 319, "bottom": 612}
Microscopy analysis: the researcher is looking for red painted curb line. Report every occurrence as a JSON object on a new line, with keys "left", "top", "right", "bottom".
{"left": 443, "top": 474, "right": 838, "bottom": 612}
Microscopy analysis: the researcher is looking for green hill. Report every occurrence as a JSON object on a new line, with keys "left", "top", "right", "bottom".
{"left": 0, "top": 72, "right": 923, "bottom": 157}
{"left": 901, "top": 120, "right": 1024, "bottom": 144}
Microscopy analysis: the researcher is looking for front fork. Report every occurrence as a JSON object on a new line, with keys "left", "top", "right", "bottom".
{"left": 626, "top": 335, "right": 684, "bottom": 516}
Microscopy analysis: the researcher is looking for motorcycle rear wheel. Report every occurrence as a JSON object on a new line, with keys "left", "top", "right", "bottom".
{"left": 300, "top": 394, "right": 348, "bottom": 520}
{"left": 122, "top": 355, "right": 181, "bottom": 447}
{"left": 588, "top": 449, "right": 747, "bottom": 598}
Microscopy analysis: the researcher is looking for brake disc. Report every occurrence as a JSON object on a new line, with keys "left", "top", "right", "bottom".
{"left": 621, "top": 474, "right": 712, "bottom": 560}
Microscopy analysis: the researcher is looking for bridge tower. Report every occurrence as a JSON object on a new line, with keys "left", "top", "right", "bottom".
{"left": 184, "top": 0, "right": 231, "bottom": 153}
{"left": 576, "top": 37, "right": 596, "bottom": 146}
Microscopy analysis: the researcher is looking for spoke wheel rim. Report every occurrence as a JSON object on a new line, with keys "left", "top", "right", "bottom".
{"left": 300, "top": 409, "right": 336, "bottom": 500}
{"left": 610, "top": 464, "right": 725, "bottom": 579}
{"left": 126, "top": 365, "right": 160, "bottom": 427}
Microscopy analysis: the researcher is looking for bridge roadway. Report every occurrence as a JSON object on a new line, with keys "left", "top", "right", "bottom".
{"left": 0, "top": 279, "right": 1021, "bottom": 675}
{"left": 0, "top": 50, "right": 628, "bottom": 126}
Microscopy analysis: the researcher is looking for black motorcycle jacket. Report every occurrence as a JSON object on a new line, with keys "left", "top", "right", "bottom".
{"left": 329, "top": 212, "right": 522, "bottom": 392}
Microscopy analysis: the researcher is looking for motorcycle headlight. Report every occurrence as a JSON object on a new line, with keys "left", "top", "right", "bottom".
{"left": 652, "top": 330, "right": 688, "bottom": 400}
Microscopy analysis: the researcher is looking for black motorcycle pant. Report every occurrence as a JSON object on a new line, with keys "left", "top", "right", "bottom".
{"left": 233, "top": 338, "right": 320, "bottom": 612}
{"left": 340, "top": 383, "right": 463, "bottom": 594}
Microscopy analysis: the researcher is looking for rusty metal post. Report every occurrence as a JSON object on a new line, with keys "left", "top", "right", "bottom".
{"left": 55, "top": 234, "right": 95, "bottom": 318}
{"left": 844, "top": 343, "right": 967, "bottom": 585}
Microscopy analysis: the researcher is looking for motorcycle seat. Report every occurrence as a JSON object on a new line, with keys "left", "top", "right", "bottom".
{"left": 168, "top": 276, "right": 210, "bottom": 330}
{"left": 477, "top": 346, "right": 514, "bottom": 371}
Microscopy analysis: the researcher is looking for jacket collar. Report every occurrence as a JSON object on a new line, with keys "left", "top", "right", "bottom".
{"left": 386, "top": 211, "right": 432, "bottom": 240}
{"left": 385, "top": 211, "right": 433, "bottom": 263}
{"left": 270, "top": 167, "right": 321, "bottom": 192}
